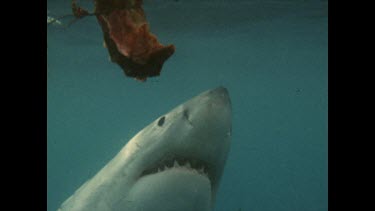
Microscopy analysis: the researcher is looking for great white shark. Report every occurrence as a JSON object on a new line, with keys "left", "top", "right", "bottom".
{"left": 57, "top": 86, "right": 232, "bottom": 211}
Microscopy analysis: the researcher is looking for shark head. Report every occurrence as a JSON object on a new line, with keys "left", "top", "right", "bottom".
{"left": 58, "top": 87, "right": 232, "bottom": 211}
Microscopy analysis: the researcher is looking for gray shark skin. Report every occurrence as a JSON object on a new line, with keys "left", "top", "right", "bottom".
{"left": 57, "top": 87, "right": 232, "bottom": 211}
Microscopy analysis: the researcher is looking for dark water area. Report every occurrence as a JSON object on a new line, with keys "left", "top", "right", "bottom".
{"left": 47, "top": 0, "right": 327, "bottom": 210}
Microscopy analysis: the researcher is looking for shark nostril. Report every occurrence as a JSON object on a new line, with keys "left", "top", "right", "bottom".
{"left": 183, "top": 109, "right": 194, "bottom": 126}
{"left": 157, "top": 116, "right": 165, "bottom": 126}
{"left": 183, "top": 109, "right": 189, "bottom": 119}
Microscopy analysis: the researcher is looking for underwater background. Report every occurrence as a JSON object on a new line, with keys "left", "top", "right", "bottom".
{"left": 47, "top": 0, "right": 328, "bottom": 211}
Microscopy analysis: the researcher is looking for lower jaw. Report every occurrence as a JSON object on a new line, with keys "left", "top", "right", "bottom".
{"left": 122, "top": 167, "right": 212, "bottom": 211}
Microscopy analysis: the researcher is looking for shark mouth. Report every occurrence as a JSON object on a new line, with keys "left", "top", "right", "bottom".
{"left": 139, "top": 156, "right": 216, "bottom": 187}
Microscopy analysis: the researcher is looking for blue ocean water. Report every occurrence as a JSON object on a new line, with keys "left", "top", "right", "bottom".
{"left": 47, "top": 0, "right": 327, "bottom": 211}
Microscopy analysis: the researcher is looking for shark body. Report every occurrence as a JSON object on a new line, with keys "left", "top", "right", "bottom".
{"left": 57, "top": 87, "right": 232, "bottom": 211}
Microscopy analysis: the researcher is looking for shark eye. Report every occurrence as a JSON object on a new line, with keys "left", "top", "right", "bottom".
{"left": 157, "top": 116, "right": 165, "bottom": 126}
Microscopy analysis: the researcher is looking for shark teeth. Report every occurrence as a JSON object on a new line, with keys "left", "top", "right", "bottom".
{"left": 140, "top": 157, "right": 211, "bottom": 179}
